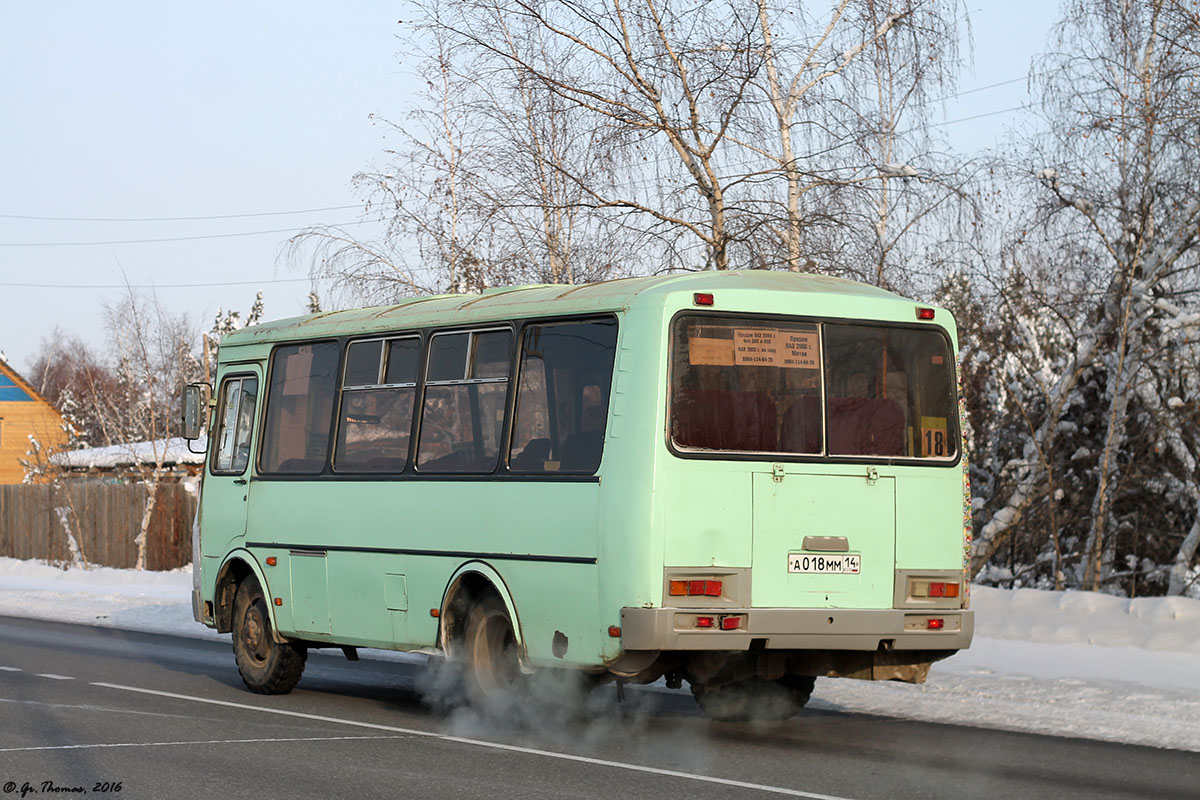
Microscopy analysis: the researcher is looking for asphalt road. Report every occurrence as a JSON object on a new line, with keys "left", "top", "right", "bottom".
{"left": 0, "top": 616, "right": 1197, "bottom": 800}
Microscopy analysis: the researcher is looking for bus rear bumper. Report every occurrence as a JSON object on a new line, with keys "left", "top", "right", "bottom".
{"left": 619, "top": 607, "right": 974, "bottom": 652}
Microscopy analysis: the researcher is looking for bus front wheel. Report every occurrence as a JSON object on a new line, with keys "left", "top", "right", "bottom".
{"left": 692, "top": 675, "right": 815, "bottom": 722}
{"left": 460, "top": 593, "right": 522, "bottom": 707}
{"left": 232, "top": 577, "right": 307, "bottom": 694}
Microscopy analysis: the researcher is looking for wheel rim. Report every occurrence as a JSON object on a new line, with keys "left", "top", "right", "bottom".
{"left": 242, "top": 601, "right": 271, "bottom": 666}
{"left": 471, "top": 608, "right": 520, "bottom": 699}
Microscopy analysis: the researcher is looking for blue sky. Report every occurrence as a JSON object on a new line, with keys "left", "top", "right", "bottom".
{"left": 0, "top": 2, "right": 1060, "bottom": 374}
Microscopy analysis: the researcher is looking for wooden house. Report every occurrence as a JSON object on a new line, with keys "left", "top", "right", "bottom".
{"left": 0, "top": 357, "right": 68, "bottom": 484}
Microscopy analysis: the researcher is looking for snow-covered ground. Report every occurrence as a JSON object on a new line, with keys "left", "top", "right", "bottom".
{"left": 2, "top": 556, "right": 1198, "bottom": 752}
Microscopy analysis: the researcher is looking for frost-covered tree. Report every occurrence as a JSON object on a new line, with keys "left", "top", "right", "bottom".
{"left": 970, "top": 0, "right": 1200, "bottom": 596}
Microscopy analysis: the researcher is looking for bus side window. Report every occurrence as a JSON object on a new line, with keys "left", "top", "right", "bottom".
{"left": 260, "top": 342, "right": 340, "bottom": 474}
{"left": 334, "top": 336, "right": 419, "bottom": 474}
{"left": 510, "top": 319, "right": 618, "bottom": 474}
{"left": 417, "top": 329, "right": 512, "bottom": 473}
{"left": 212, "top": 376, "right": 258, "bottom": 474}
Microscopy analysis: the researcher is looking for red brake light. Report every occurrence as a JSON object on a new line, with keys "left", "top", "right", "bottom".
{"left": 927, "top": 618, "right": 944, "bottom": 630}
{"left": 687, "top": 580, "right": 722, "bottom": 597}
{"left": 720, "top": 615, "right": 742, "bottom": 631}
{"left": 694, "top": 292, "right": 714, "bottom": 306}
{"left": 695, "top": 616, "right": 715, "bottom": 628}
{"left": 917, "top": 307, "right": 935, "bottom": 320}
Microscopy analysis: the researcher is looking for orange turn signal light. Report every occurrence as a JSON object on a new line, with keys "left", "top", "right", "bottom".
{"left": 669, "top": 579, "right": 723, "bottom": 597}
{"left": 273, "top": 598, "right": 283, "bottom": 606}
{"left": 266, "top": 557, "right": 277, "bottom": 566}
{"left": 608, "top": 626, "right": 622, "bottom": 638}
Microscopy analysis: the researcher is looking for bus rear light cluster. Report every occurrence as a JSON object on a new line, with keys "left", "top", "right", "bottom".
{"left": 911, "top": 580, "right": 959, "bottom": 598}
{"left": 669, "top": 579, "right": 723, "bottom": 597}
{"left": 691, "top": 614, "right": 743, "bottom": 630}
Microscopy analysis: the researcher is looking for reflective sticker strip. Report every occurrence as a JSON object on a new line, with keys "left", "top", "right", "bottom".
{"left": 959, "top": 365, "right": 973, "bottom": 609}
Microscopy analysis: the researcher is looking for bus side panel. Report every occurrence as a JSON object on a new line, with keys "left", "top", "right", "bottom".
{"left": 593, "top": 306, "right": 667, "bottom": 662}
{"left": 244, "top": 479, "right": 604, "bottom": 663}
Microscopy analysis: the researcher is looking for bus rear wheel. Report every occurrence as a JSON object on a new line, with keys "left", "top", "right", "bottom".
{"left": 232, "top": 577, "right": 307, "bottom": 694}
{"left": 460, "top": 594, "right": 522, "bottom": 707}
{"left": 693, "top": 675, "right": 816, "bottom": 722}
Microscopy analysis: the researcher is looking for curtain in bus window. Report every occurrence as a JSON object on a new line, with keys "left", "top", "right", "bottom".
{"left": 260, "top": 342, "right": 339, "bottom": 474}
{"left": 670, "top": 317, "right": 822, "bottom": 454}
{"left": 509, "top": 319, "right": 618, "bottom": 474}
{"left": 417, "top": 330, "right": 512, "bottom": 473}
{"left": 823, "top": 324, "right": 957, "bottom": 459}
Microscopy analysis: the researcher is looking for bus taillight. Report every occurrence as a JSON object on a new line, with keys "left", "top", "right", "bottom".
{"left": 695, "top": 616, "right": 715, "bottom": 628}
{"left": 927, "top": 618, "right": 945, "bottom": 630}
{"left": 669, "top": 579, "right": 724, "bottom": 597}
{"left": 911, "top": 580, "right": 959, "bottom": 598}
{"left": 719, "top": 615, "right": 743, "bottom": 631}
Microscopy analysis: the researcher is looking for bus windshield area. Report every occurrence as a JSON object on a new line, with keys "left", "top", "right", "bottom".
{"left": 670, "top": 315, "right": 958, "bottom": 460}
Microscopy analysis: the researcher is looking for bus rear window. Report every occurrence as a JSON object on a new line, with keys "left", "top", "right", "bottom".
{"left": 669, "top": 316, "right": 957, "bottom": 460}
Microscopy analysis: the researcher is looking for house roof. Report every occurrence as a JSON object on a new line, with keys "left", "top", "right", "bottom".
{"left": 0, "top": 357, "right": 56, "bottom": 407}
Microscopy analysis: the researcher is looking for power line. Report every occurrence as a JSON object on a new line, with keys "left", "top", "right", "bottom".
{"left": 0, "top": 220, "right": 369, "bottom": 247}
{"left": 935, "top": 104, "right": 1030, "bottom": 127}
{"left": 0, "top": 277, "right": 314, "bottom": 289}
{"left": 939, "top": 76, "right": 1026, "bottom": 101}
{"left": 0, "top": 205, "right": 361, "bottom": 223}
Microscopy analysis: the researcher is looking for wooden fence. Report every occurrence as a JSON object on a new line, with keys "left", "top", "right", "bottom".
{"left": 0, "top": 482, "right": 196, "bottom": 570}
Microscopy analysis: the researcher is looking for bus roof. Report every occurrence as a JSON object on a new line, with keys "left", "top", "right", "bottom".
{"left": 222, "top": 270, "right": 924, "bottom": 348}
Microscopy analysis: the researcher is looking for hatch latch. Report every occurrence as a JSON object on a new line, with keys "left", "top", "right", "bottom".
{"left": 772, "top": 463, "right": 786, "bottom": 483}
{"left": 866, "top": 466, "right": 879, "bottom": 485}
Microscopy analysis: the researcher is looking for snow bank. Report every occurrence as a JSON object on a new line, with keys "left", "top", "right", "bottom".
{"left": 2, "top": 557, "right": 1199, "bottom": 751}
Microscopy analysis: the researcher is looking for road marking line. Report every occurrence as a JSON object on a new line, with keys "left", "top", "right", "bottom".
{"left": 0, "top": 735, "right": 409, "bottom": 754}
{"left": 90, "top": 682, "right": 854, "bottom": 799}
{"left": 0, "top": 667, "right": 21, "bottom": 672}
{"left": 36, "top": 674, "right": 74, "bottom": 680}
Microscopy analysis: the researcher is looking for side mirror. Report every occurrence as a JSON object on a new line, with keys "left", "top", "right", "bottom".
{"left": 182, "top": 383, "right": 211, "bottom": 441}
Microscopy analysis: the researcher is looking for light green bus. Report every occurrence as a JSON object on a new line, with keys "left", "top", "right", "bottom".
{"left": 184, "top": 271, "right": 973, "bottom": 719}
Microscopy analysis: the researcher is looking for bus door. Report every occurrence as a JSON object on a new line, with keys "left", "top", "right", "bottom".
{"left": 751, "top": 469, "right": 896, "bottom": 609}
{"left": 202, "top": 369, "right": 262, "bottom": 559}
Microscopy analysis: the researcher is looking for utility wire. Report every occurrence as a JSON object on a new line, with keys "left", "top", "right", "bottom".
{"left": 0, "top": 220, "right": 369, "bottom": 247}
{"left": 0, "top": 277, "right": 314, "bottom": 289}
{"left": 0, "top": 205, "right": 361, "bottom": 223}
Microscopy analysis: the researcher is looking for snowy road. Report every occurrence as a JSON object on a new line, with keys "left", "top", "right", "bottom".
{"left": 2, "top": 616, "right": 1198, "bottom": 800}
{"left": 2, "top": 558, "right": 1200, "bottom": 753}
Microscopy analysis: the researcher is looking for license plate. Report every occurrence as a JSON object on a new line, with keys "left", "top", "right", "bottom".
{"left": 788, "top": 553, "right": 861, "bottom": 574}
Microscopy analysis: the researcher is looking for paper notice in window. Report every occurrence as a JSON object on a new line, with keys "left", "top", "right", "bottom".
{"left": 781, "top": 331, "right": 819, "bottom": 369}
{"left": 920, "top": 416, "right": 949, "bottom": 457}
{"left": 688, "top": 337, "right": 734, "bottom": 366}
{"left": 733, "top": 329, "right": 818, "bottom": 369}
{"left": 734, "top": 329, "right": 780, "bottom": 365}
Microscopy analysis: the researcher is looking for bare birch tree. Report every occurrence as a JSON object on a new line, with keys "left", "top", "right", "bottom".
{"left": 971, "top": 0, "right": 1200, "bottom": 593}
